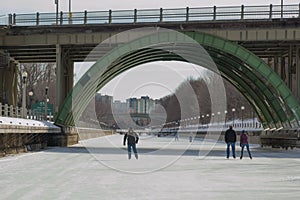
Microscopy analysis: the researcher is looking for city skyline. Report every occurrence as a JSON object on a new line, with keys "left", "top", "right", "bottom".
{"left": 75, "top": 61, "right": 208, "bottom": 102}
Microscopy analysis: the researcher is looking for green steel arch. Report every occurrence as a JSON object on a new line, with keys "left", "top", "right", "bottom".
{"left": 55, "top": 31, "right": 300, "bottom": 130}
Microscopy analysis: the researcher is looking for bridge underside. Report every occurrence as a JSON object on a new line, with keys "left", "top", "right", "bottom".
{"left": 54, "top": 31, "right": 300, "bottom": 130}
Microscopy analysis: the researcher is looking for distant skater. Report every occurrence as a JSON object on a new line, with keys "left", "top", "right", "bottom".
{"left": 123, "top": 127, "right": 139, "bottom": 159}
{"left": 240, "top": 130, "right": 252, "bottom": 159}
{"left": 189, "top": 132, "right": 193, "bottom": 143}
{"left": 174, "top": 132, "right": 179, "bottom": 141}
{"left": 225, "top": 126, "right": 236, "bottom": 159}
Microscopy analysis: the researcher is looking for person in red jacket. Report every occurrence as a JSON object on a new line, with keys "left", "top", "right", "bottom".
{"left": 123, "top": 127, "right": 139, "bottom": 160}
{"left": 240, "top": 130, "right": 252, "bottom": 159}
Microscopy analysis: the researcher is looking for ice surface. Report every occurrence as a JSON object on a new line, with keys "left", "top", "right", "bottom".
{"left": 1, "top": 134, "right": 300, "bottom": 200}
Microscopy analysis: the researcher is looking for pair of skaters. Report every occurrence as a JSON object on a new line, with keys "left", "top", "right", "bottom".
{"left": 225, "top": 126, "right": 252, "bottom": 159}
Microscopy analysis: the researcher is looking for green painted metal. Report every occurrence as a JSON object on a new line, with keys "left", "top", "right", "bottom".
{"left": 99, "top": 45, "right": 287, "bottom": 129}
{"left": 55, "top": 31, "right": 300, "bottom": 129}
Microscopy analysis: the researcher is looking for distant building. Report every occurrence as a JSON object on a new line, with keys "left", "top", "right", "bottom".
{"left": 112, "top": 100, "right": 127, "bottom": 113}
{"left": 127, "top": 98, "right": 139, "bottom": 114}
{"left": 95, "top": 93, "right": 113, "bottom": 105}
{"left": 126, "top": 96, "right": 156, "bottom": 114}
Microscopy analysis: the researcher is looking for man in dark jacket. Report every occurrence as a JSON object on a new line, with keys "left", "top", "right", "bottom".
{"left": 123, "top": 127, "right": 139, "bottom": 159}
{"left": 225, "top": 126, "right": 236, "bottom": 159}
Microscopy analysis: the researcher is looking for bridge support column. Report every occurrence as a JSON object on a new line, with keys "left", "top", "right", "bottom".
{"left": 55, "top": 44, "right": 74, "bottom": 113}
{"left": 280, "top": 56, "right": 287, "bottom": 84}
{"left": 296, "top": 47, "right": 300, "bottom": 102}
{"left": 288, "top": 45, "right": 293, "bottom": 91}
{"left": 0, "top": 61, "right": 18, "bottom": 106}
{"left": 274, "top": 56, "right": 279, "bottom": 75}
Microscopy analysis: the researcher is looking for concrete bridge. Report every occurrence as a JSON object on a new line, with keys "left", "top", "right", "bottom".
{"left": 0, "top": 4, "right": 300, "bottom": 148}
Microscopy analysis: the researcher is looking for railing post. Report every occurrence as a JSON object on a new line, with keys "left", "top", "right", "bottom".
{"left": 269, "top": 4, "right": 273, "bottom": 20}
{"left": 4, "top": 104, "right": 8, "bottom": 116}
{"left": 9, "top": 105, "right": 13, "bottom": 117}
{"left": 84, "top": 10, "right": 87, "bottom": 24}
{"left": 0, "top": 103, "right": 2, "bottom": 116}
{"left": 160, "top": 8, "right": 163, "bottom": 22}
{"left": 241, "top": 5, "right": 244, "bottom": 20}
{"left": 13, "top": 13, "right": 16, "bottom": 25}
{"left": 60, "top": 11, "right": 63, "bottom": 25}
{"left": 186, "top": 7, "right": 189, "bottom": 22}
{"left": 134, "top": 9, "right": 137, "bottom": 23}
{"left": 108, "top": 10, "right": 112, "bottom": 24}
{"left": 36, "top": 12, "right": 40, "bottom": 26}
{"left": 213, "top": 6, "right": 217, "bottom": 21}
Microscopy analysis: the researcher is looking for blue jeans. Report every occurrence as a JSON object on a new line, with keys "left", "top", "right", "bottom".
{"left": 240, "top": 143, "right": 252, "bottom": 158}
{"left": 127, "top": 143, "right": 138, "bottom": 159}
{"left": 226, "top": 142, "right": 236, "bottom": 158}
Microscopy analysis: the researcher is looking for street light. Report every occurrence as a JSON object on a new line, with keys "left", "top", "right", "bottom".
{"left": 28, "top": 91, "right": 34, "bottom": 119}
{"left": 206, "top": 114, "right": 210, "bottom": 126}
{"left": 281, "top": 0, "right": 284, "bottom": 18}
{"left": 217, "top": 112, "right": 221, "bottom": 125}
{"left": 241, "top": 106, "right": 245, "bottom": 128}
{"left": 232, "top": 108, "right": 236, "bottom": 127}
{"left": 224, "top": 110, "right": 228, "bottom": 127}
{"left": 55, "top": 0, "right": 59, "bottom": 25}
{"left": 21, "top": 72, "right": 28, "bottom": 118}
{"left": 68, "top": 0, "right": 72, "bottom": 24}
{"left": 45, "top": 86, "right": 49, "bottom": 121}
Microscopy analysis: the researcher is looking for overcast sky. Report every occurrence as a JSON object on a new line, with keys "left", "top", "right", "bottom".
{"left": 1, "top": 0, "right": 298, "bottom": 15}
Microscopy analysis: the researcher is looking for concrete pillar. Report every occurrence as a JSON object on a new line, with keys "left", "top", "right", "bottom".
{"left": 281, "top": 56, "right": 287, "bottom": 84}
{"left": 55, "top": 44, "right": 74, "bottom": 113}
{"left": 55, "top": 44, "right": 64, "bottom": 113}
{"left": 274, "top": 56, "right": 279, "bottom": 75}
{"left": 288, "top": 45, "right": 293, "bottom": 90}
{"left": 0, "top": 61, "right": 18, "bottom": 106}
{"left": 296, "top": 47, "right": 300, "bottom": 102}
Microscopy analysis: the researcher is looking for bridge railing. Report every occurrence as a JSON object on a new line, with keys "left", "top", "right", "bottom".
{"left": 0, "top": 103, "right": 51, "bottom": 121}
{"left": 1, "top": 4, "right": 299, "bottom": 26}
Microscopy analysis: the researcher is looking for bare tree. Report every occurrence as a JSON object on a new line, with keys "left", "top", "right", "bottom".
{"left": 18, "top": 63, "right": 56, "bottom": 108}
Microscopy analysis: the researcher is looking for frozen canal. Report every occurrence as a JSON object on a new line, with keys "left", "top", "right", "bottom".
{"left": 1, "top": 133, "right": 300, "bottom": 200}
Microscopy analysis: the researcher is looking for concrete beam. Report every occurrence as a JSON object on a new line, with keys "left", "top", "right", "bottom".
{"left": 0, "top": 61, "right": 18, "bottom": 106}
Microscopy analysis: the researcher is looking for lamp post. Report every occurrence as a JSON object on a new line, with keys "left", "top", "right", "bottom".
{"left": 232, "top": 108, "right": 236, "bottom": 127}
{"left": 281, "top": 0, "right": 284, "bottom": 18}
{"left": 68, "top": 0, "right": 72, "bottom": 24}
{"left": 45, "top": 86, "right": 49, "bottom": 121}
{"left": 241, "top": 106, "right": 245, "bottom": 128}
{"left": 206, "top": 114, "right": 210, "bottom": 127}
{"left": 28, "top": 91, "right": 33, "bottom": 118}
{"left": 21, "top": 72, "right": 28, "bottom": 118}
{"left": 211, "top": 113, "right": 215, "bottom": 125}
{"left": 217, "top": 111, "right": 221, "bottom": 125}
{"left": 55, "top": 0, "right": 59, "bottom": 25}
{"left": 224, "top": 110, "right": 228, "bottom": 127}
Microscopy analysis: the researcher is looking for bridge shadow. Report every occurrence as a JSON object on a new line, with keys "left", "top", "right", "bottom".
{"left": 44, "top": 145, "right": 300, "bottom": 159}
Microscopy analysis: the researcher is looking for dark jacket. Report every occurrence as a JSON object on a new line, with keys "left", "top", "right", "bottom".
{"left": 123, "top": 132, "right": 139, "bottom": 145}
{"left": 225, "top": 128, "right": 236, "bottom": 143}
{"left": 240, "top": 133, "right": 249, "bottom": 144}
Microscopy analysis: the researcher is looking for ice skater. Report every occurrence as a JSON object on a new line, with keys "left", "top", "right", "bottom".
{"left": 123, "top": 127, "right": 139, "bottom": 159}
{"left": 225, "top": 125, "right": 237, "bottom": 159}
{"left": 174, "top": 132, "right": 179, "bottom": 141}
{"left": 240, "top": 130, "right": 252, "bottom": 159}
